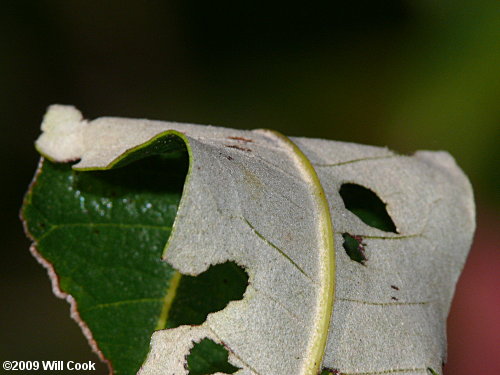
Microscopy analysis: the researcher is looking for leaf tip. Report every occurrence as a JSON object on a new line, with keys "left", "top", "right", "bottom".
{"left": 36, "top": 104, "right": 87, "bottom": 162}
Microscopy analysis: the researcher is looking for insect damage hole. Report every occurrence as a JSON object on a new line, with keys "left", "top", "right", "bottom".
{"left": 166, "top": 262, "right": 249, "bottom": 328}
{"left": 187, "top": 338, "right": 240, "bottom": 375}
{"left": 320, "top": 368, "right": 341, "bottom": 375}
{"left": 342, "top": 233, "right": 367, "bottom": 265}
{"left": 339, "top": 183, "right": 397, "bottom": 233}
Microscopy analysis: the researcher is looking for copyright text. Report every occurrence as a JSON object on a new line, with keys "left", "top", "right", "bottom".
{"left": 3, "top": 360, "right": 96, "bottom": 371}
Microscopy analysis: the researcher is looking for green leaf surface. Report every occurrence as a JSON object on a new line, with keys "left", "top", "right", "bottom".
{"left": 187, "top": 338, "right": 239, "bottom": 375}
{"left": 23, "top": 135, "right": 250, "bottom": 375}
{"left": 22, "top": 154, "right": 187, "bottom": 374}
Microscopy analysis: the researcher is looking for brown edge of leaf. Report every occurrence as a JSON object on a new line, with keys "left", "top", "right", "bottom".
{"left": 20, "top": 157, "right": 113, "bottom": 375}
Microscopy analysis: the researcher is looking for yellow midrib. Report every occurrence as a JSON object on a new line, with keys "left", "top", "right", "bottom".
{"left": 155, "top": 271, "right": 182, "bottom": 330}
{"left": 256, "top": 129, "right": 336, "bottom": 375}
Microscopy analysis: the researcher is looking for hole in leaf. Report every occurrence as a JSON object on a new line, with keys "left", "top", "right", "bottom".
{"left": 24, "top": 134, "right": 249, "bottom": 374}
{"left": 342, "top": 233, "right": 367, "bottom": 265}
{"left": 24, "top": 137, "right": 191, "bottom": 375}
{"left": 320, "top": 368, "right": 341, "bottom": 375}
{"left": 167, "top": 262, "right": 249, "bottom": 328}
{"left": 74, "top": 152, "right": 189, "bottom": 198}
{"left": 339, "top": 183, "right": 397, "bottom": 233}
{"left": 25, "top": 134, "right": 244, "bottom": 374}
{"left": 187, "top": 338, "right": 239, "bottom": 375}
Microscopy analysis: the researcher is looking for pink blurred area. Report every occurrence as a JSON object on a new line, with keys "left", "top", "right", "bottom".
{"left": 445, "top": 208, "right": 500, "bottom": 375}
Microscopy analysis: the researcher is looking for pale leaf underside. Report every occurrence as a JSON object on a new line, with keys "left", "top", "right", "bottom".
{"left": 32, "top": 105, "right": 475, "bottom": 375}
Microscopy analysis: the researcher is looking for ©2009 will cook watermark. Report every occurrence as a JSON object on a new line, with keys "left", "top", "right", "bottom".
{"left": 3, "top": 360, "right": 96, "bottom": 371}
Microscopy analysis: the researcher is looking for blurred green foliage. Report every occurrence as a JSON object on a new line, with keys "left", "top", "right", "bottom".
{"left": 1, "top": 0, "right": 498, "bottom": 203}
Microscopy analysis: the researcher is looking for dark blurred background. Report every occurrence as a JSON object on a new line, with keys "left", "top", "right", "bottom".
{"left": 1, "top": 1, "right": 498, "bottom": 374}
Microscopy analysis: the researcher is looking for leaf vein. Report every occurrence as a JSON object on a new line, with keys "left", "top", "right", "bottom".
{"left": 342, "top": 367, "right": 428, "bottom": 374}
{"left": 242, "top": 217, "right": 315, "bottom": 284}
{"left": 80, "top": 298, "right": 164, "bottom": 313}
{"left": 253, "top": 286, "right": 302, "bottom": 321}
{"left": 337, "top": 298, "right": 432, "bottom": 306}
{"left": 36, "top": 222, "right": 171, "bottom": 243}
{"left": 313, "top": 155, "right": 397, "bottom": 168}
{"left": 205, "top": 326, "right": 263, "bottom": 375}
